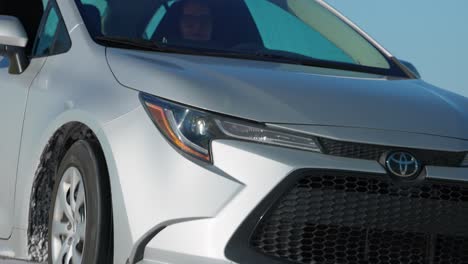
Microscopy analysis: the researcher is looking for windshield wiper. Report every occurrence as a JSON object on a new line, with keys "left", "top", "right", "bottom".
{"left": 97, "top": 36, "right": 311, "bottom": 61}
{"left": 94, "top": 36, "right": 389, "bottom": 75}
{"left": 95, "top": 36, "right": 305, "bottom": 62}
{"left": 249, "top": 50, "right": 322, "bottom": 65}
{"left": 95, "top": 36, "right": 211, "bottom": 55}
{"left": 95, "top": 36, "right": 167, "bottom": 51}
{"left": 245, "top": 49, "right": 386, "bottom": 74}
{"left": 230, "top": 49, "right": 345, "bottom": 70}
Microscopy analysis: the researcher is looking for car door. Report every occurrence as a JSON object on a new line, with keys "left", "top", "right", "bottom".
{"left": 0, "top": 2, "right": 48, "bottom": 238}
{"left": 0, "top": 56, "right": 47, "bottom": 239}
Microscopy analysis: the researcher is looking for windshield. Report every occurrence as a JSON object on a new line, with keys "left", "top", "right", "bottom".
{"left": 76, "top": 0, "right": 405, "bottom": 76}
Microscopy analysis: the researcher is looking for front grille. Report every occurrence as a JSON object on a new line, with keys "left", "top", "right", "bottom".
{"left": 251, "top": 171, "right": 468, "bottom": 264}
{"left": 319, "top": 138, "right": 466, "bottom": 167}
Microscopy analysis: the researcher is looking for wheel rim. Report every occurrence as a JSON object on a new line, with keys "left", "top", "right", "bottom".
{"left": 51, "top": 167, "right": 87, "bottom": 264}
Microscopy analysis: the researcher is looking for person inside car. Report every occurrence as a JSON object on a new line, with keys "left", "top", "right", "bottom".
{"left": 179, "top": 0, "right": 213, "bottom": 41}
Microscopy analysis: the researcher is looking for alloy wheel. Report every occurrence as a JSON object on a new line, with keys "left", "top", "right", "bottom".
{"left": 50, "top": 167, "right": 87, "bottom": 264}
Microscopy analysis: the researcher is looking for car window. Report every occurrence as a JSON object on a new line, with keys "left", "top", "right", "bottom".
{"left": 143, "top": 0, "right": 176, "bottom": 40}
{"left": 33, "top": 0, "right": 72, "bottom": 57}
{"left": 244, "top": 0, "right": 353, "bottom": 64}
{"left": 75, "top": 0, "right": 403, "bottom": 76}
{"left": 80, "top": 0, "right": 108, "bottom": 15}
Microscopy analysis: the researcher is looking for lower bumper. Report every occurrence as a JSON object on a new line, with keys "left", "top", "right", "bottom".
{"left": 136, "top": 140, "right": 468, "bottom": 264}
{"left": 133, "top": 139, "right": 386, "bottom": 264}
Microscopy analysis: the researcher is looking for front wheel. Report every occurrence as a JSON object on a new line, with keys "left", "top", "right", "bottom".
{"left": 48, "top": 140, "right": 112, "bottom": 264}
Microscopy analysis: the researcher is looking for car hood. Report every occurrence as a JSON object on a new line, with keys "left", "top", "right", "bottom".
{"left": 107, "top": 48, "right": 468, "bottom": 140}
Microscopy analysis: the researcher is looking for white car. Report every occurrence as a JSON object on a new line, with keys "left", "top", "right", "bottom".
{"left": 1, "top": 0, "right": 467, "bottom": 263}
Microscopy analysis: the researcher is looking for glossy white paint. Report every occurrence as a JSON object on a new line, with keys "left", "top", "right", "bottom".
{"left": 0, "top": 56, "right": 45, "bottom": 239}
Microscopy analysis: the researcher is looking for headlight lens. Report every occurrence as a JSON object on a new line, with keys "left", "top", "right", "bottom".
{"left": 141, "top": 93, "right": 321, "bottom": 162}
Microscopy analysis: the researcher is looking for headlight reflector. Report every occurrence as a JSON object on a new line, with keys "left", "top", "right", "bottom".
{"left": 216, "top": 120, "right": 321, "bottom": 152}
{"left": 141, "top": 93, "right": 321, "bottom": 162}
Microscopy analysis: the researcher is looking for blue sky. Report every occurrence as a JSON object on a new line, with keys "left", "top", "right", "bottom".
{"left": 326, "top": 0, "right": 468, "bottom": 97}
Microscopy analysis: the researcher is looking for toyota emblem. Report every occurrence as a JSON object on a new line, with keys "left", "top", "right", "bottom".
{"left": 385, "top": 152, "right": 420, "bottom": 178}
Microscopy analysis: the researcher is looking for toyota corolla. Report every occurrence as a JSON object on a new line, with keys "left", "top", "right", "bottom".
{"left": 0, "top": 0, "right": 467, "bottom": 263}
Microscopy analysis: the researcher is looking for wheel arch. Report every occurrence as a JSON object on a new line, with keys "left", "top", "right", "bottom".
{"left": 26, "top": 113, "right": 117, "bottom": 262}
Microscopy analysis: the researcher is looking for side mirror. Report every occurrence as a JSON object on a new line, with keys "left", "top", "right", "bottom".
{"left": 0, "top": 15, "right": 29, "bottom": 74}
{"left": 399, "top": 60, "right": 421, "bottom": 79}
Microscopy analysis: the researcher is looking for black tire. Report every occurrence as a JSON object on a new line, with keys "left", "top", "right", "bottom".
{"left": 48, "top": 140, "right": 112, "bottom": 264}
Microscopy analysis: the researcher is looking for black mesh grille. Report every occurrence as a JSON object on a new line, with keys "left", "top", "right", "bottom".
{"left": 319, "top": 138, "right": 466, "bottom": 167}
{"left": 251, "top": 172, "right": 468, "bottom": 264}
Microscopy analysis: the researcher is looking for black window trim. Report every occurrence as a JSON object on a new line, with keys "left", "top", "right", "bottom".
{"left": 31, "top": 0, "right": 72, "bottom": 59}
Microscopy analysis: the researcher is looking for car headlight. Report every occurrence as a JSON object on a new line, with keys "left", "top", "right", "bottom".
{"left": 140, "top": 93, "right": 322, "bottom": 162}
